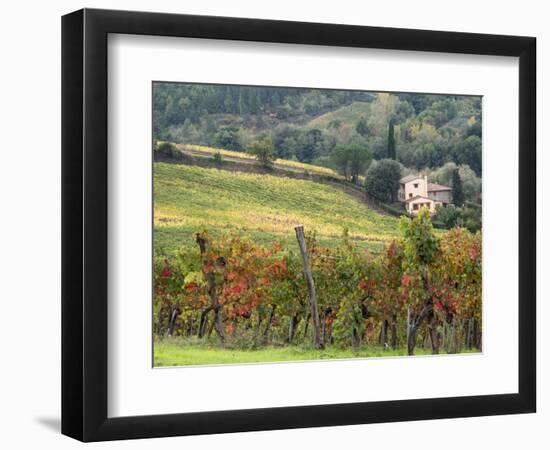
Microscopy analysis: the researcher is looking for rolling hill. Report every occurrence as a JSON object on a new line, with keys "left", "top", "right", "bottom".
{"left": 174, "top": 143, "right": 340, "bottom": 177}
{"left": 153, "top": 162, "right": 402, "bottom": 256}
{"left": 307, "top": 101, "right": 371, "bottom": 129}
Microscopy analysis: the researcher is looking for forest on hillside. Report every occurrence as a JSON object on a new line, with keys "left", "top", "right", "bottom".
{"left": 153, "top": 83, "right": 482, "bottom": 231}
{"left": 153, "top": 83, "right": 481, "bottom": 174}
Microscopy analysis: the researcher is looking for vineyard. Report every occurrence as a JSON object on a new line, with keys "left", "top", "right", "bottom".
{"left": 154, "top": 161, "right": 482, "bottom": 366}
{"left": 175, "top": 143, "right": 340, "bottom": 177}
{"left": 154, "top": 162, "right": 401, "bottom": 254}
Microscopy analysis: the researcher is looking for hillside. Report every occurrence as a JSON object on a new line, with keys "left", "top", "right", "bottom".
{"left": 153, "top": 162, "right": 401, "bottom": 255}
{"left": 174, "top": 144, "right": 340, "bottom": 178}
{"left": 154, "top": 83, "right": 482, "bottom": 186}
{"left": 307, "top": 101, "right": 371, "bottom": 129}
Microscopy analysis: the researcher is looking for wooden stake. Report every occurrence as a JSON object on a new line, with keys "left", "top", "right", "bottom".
{"left": 294, "top": 225, "right": 324, "bottom": 349}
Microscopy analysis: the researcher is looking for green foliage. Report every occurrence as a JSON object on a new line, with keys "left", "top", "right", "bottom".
{"left": 215, "top": 126, "right": 242, "bottom": 151}
{"left": 157, "top": 141, "right": 177, "bottom": 157}
{"left": 434, "top": 204, "right": 462, "bottom": 229}
{"left": 452, "top": 168, "right": 465, "bottom": 206}
{"left": 364, "top": 159, "right": 402, "bottom": 202}
{"left": 400, "top": 208, "right": 439, "bottom": 267}
{"left": 247, "top": 134, "right": 276, "bottom": 168}
{"left": 453, "top": 135, "right": 482, "bottom": 176}
{"left": 434, "top": 204, "right": 481, "bottom": 232}
{"left": 461, "top": 206, "right": 482, "bottom": 233}
{"left": 387, "top": 120, "right": 396, "bottom": 159}
{"left": 308, "top": 102, "right": 372, "bottom": 129}
{"left": 271, "top": 125, "right": 329, "bottom": 162}
{"left": 398, "top": 122, "right": 444, "bottom": 169}
{"left": 429, "top": 162, "right": 481, "bottom": 202}
{"left": 355, "top": 115, "right": 369, "bottom": 137}
{"left": 418, "top": 98, "right": 458, "bottom": 127}
{"left": 212, "top": 151, "right": 224, "bottom": 165}
{"left": 154, "top": 85, "right": 482, "bottom": 192}
{"left": 331, "top": 144, "right": 372, "bottom": 182}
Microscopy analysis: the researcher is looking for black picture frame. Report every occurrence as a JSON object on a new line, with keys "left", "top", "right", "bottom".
{"left": 62, "top": 8, "right": 536, "bottom": 442}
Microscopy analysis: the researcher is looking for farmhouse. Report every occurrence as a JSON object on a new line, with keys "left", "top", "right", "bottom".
{"left": 398, "top": 174, "right": 452, "bottom": 215}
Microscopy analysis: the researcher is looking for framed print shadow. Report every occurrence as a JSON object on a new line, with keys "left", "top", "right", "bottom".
{"left": 61, "top": 8, "right": 536, "bottom": 442}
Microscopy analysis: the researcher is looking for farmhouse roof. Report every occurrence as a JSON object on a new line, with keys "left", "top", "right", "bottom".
{"left": 400, "top": 174, "right": 423, "bottom": 184}
{"left": 427, "top": 182, "right": 451, "bottom": 192}
{"left": 405, "top": 195, "right": 434, "bottom": 203}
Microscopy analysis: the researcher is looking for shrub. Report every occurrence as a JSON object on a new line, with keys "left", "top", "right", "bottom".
{"left": 157, "top": 141, "right": 177, "bottom": 158}
{"left": 212, "top": 151, "right": 224, "bottom": 165}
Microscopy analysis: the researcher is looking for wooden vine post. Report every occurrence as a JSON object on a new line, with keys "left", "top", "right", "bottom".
{"left": 294, "top": 225, "right": 324, "bottom": 349}
{"left": 195, "top": 232, "right": 225, "bottom": 343}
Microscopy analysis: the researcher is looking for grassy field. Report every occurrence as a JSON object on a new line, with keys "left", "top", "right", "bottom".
{"left": 154, "top": 339, "right": 479, "bottom": 366}
{"left": 307, "top": 101, "right": 371, "bottom": 129}
{"left": 154, "top": 162, "right": 402, "bottom": 255}
{"left": 176, "top": 143, "right": 340, "bottom": 177}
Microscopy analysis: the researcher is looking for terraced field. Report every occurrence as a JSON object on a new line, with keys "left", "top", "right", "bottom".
{"left": 153, "top": 162, "right": 402, "bottom": 255}
{"left": 175, "top": 144, "right": 340, "bottom": 177}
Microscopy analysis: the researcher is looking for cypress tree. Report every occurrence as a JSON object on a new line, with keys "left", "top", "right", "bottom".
{"left": 452, "top": 168, "right": 464, "bottom": 206}
{"left": 387, "top": 119, "right": 396, "bottom": 159}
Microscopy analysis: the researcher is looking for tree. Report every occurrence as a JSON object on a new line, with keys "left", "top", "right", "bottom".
{"left": 453, "top": 135, "right": 482, "bottom": 176}
{"left": 387, "top": 119, "right": 396, "bottom": 159}
{"left": 434, "top": 204, "right": 462, "bottom": 229}
{"left": 157, "top": 141, "right": 176, "bottom": 158}
{"left": 355, "top": 116, "right": 369, "bottom": 137}
{"left": 405, "top": 122, "right": 443, "bottom": 169}
{"left": 297, "top": 129, "right": 323, "bottom": 163}
{"left": 461, "top": 206, "right": 482, "bottom": 233}
{"left": 430, "top": 162, "right": 481, "bottom": 202}
{"left": 248, "top": 134, "right": 275, "bottom": 168}
{"left": 452, "top": 168, "right": 464, "bottom": 206}
{"left": 215, "top": 127, "right": 242, "bottom": 151}
{"left": 467, "top": 120, "right": 482, "bottom": 137}
{"left": 272, "top": 124, "right": 300, "bottom": 159}
{"left": 347, "top": 145, "right": 372, "bottom": 183}
{"left": 331, "top": 144, "right": 372, "bottom": 183}
{"left": 364, "top": 159, "right": 402, "bottom": 203}
{"left": 331, "top": 144, "right": 351, "bottom": 179}
{"left": 212, "top": 151, "right": 224, "bottom": 166}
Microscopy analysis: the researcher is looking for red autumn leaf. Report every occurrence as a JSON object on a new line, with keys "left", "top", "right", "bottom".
{"left": 185, "top": 282, "right": 198, "bottom": 292}
{"left": 226, "top": 271, "right": 237, "bottom": 281}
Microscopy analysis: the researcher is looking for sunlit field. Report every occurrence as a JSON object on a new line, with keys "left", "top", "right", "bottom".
{"left": 154, "top": 162, "right": 401, "bottom": 255}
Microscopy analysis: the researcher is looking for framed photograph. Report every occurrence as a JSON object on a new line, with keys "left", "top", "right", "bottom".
{"left": 62, "top": 8, "right": 536, "bottom": 442}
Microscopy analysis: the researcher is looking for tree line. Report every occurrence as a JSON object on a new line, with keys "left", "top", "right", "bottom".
{"left": 153, "top": 84, "right": 481, "bottom": 177}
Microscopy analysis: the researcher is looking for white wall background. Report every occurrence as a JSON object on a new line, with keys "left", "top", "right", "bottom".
{"left": 0, "top": 0, "right": 546, "bottom": 448}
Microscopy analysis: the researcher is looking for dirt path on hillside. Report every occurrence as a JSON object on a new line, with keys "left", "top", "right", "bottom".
{"left": 181, "top": 148, "right": 324, "bottom": 176}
